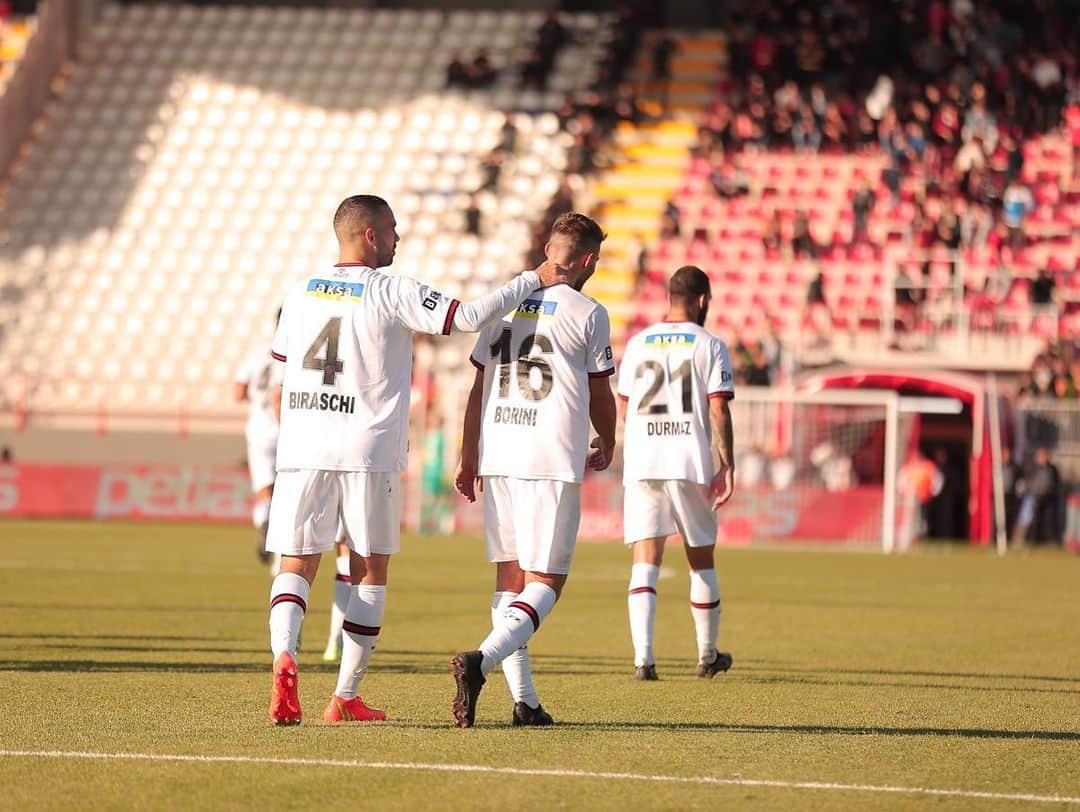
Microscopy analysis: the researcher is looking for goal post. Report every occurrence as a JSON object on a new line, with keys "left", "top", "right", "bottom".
{"left": 726, "top": 387, "right": 906, "bottom": 552}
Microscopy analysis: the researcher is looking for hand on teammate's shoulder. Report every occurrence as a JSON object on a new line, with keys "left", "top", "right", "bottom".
{"left": 532, "top": 259, "right": 571, "bottom": 289}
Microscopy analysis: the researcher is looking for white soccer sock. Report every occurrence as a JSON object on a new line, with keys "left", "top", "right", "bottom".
{"left": 334, "top": 584, "right": 386, "bottom": 700}
{"left": 479, "top": 582, "right": 556, "bottom": 677}
{"left": 327, "top": 554, "right": 350, "bottom": 647}
{"left": 628, "top": 563, "right": 660, "bottom": 667}
{"left": 689, "top": 568, "right": 721, "bottom": 661}
{"left": 252, "top": 497, "right": 271, "bottom": 529}
{"left": 269, "top": 572, "right": 309, "bottom": 659}
{"left": 491, "top": 591, "right": 539, "bottom": 707}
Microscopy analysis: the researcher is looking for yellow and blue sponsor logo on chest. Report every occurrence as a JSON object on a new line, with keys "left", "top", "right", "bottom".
{"left": 645, "top": 332, "right": 696, "bottom": 347}
{"left": 306, "top": 278, "right": 365, "bottom": 301}
{"left": 516, "top": 298, "right": 558, "bottom": 320}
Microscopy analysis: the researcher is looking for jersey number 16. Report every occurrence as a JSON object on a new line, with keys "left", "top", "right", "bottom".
{"left": 490, "top": 330, "right": 553, "bottom": 401}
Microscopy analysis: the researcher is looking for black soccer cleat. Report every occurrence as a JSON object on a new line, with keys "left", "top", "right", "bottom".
{"left": 634, "top": 664, "right": 659, "bottom": 681}
{"left": 696, "top": 650, "right": 733, "bottom": 678}
{"left": 512, "top": 702, "right": 554, "bottom": 727}
{"left": 451, "top": 650, "right": 486, "bottom": 728}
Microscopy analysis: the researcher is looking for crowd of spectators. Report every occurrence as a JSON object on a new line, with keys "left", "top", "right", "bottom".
{"left": 701, "top": 0, "right": 1075, "bottom": 158}
{"left": 445, "top": 50, "right": 498, "bottom": 90}
{"left": 1018, "top": 339, "right": 1080, "bottom": 400}
{"left": 524, "top": 6, "right": 651, "bottom": 264}
{"left": 691, "top": 0, "right": 1075, "bottom": 261}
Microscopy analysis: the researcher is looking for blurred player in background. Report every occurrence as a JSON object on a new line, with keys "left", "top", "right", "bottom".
{"left": 322, "top": 536, "right": 351, "bottom": 663}
{"left": 266, "top": 195, "right": 568, "bottom": 726}
{"left": 452, "top": 213, "right": 617, "bottom": 728}
{"left": 617, "top": 265, "right": 735, "bottom": 681}
{"left": 233, "top": 309, "right": 283, "bottom": 563}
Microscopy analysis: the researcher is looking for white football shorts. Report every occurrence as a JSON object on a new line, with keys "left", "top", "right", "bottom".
{"left": 266, "top": 469, "right": 402, "bottom": 557}
{"left": 483, "top": 477, "right": 581, "bottom": 575}
{"left": 245, "top": 434, "right": 278, "bottom": 493}
{"left": 623, "top": 479, "right": 718, "bottom": 547}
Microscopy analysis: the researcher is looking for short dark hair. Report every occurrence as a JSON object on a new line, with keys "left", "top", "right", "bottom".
{"left": 333, "top": 195, "right": 390, "bottom": 238}
{"left": 669, "top": 265, "right": 711, "bottom": 302}
{"left": 549, "top": 212, "right": 606, "bottom": 258}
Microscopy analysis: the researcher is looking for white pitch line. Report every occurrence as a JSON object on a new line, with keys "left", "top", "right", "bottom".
{"left": 1, "top": 750, "right": 1076, "bottom": 805}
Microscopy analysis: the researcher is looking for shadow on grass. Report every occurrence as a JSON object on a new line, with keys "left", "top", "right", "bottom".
{"left": 0, "top": 633, "right": 232, "bottom": 642}
{"left": 551, "top": 721, "right": 1080, "bottom": 741}
{"left": 2, "top": 656, "right": 1077, "bottom": 698}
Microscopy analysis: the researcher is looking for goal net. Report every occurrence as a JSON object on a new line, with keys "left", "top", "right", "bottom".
{"left": 724, "top": 387, "right": 911, "bottom": 551}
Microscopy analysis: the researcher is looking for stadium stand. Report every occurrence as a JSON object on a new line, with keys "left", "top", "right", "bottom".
{"left": 0, "top": 3, "right": 36, "bottom": 92}
{"left": 0, "top": 5, "right": 615, "bottom": 424}
{"left": 590, "top": 4, "right": 1077, "bottom": 378}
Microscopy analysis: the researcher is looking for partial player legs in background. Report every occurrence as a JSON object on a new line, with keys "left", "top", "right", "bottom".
{"left": 627, "top": 538, "right": 664, "bottom": 680}
{"left": 252, "top": 484, "right": 273, "bottom": 564}
{"left": 323, "top": 540, "right": 350, "bottom": 662}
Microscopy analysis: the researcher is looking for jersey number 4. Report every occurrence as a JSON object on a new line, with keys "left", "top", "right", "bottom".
{"left": 490, "top": 330, "right": 553, "bottom": 401}
{"left": 303, "top": 317, "right": 344, "bottom": 385}
{"left": 635, "top": 360, "right": 692, "bottom": 414}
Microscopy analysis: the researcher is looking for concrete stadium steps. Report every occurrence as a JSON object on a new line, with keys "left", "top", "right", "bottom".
{"left": 629, "top": 31, "right": 725, "bottom": 113}
{"left": 584, "top": 119, "right": 697, "bottom": 341}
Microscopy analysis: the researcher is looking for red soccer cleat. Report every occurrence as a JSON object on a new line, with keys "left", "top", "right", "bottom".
{"left": 322, "top": 695, "right": 387, "bottom": 723}
{"left": 268, "top": 652, "right": 302, "bottom": 726}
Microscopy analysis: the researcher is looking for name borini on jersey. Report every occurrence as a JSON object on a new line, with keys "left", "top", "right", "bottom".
{"left": 287, "top": 391, "right": 356, "bottom": 414}
{"left": 494, "top": 405, "right": 537, "bottom": 426}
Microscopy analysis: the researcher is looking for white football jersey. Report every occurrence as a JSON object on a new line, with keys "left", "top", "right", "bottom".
{"left": 618, "top": 321, "right": 734, "bottom": 485}
{"left": 235, "top": 345, "right": 282, "bottom": 443}
{"left": 272, "top": 263, "right": 466, "bottom": 472}
{"left": 471, "top": 284, "right": 615, "bottom": 483}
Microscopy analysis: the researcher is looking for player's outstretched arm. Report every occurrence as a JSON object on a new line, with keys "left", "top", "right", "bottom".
{"left": 454, "top": 367, "right": 485, "bottom": 503}
{"left": 450, "top": 260, "right": 570, "bottom": 333}
{"left": 233, "top": 382, "right": 249, "bottom": 403}
{"left": 709, "top": 397, "right": 735, "bottom": 508}
{"left": 586, "top": 376, "right": 617, "bottom": 471}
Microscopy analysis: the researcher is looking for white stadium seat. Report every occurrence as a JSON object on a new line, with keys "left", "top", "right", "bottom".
{"left": 0, "top": 5, "right": 610, "bottom": 419}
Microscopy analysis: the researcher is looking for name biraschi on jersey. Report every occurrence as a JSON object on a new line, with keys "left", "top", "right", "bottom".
{"left": 287, "top": 391, "right": 357, "bottom": 414}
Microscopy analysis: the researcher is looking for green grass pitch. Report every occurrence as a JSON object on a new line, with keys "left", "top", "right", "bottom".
{"left": 0, "top": 519, "right": 1077, "bottom": 810}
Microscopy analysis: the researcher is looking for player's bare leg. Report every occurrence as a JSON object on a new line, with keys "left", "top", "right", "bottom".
{"left": 453, "top": 570, "right": 565, "bottom": 728}
{"left": 629, "top": 536, "right": 667, "bottom": 680}
{"left": 323, "top": 540, "right": 350, "bottom": 662}
{"left": 253, "top": 484, "right": 274, "bottom": 564}
{"left": 324, "top": 551, "right": 387, "bottom": 722}
{"left": 268, "top": 553, "right": 320, "bottom": 725}
{"left": 490, "top": 560, "right": 551, "bottom": 726}
{"left": 686, "top": 544, "right": 731, "bottom": 677}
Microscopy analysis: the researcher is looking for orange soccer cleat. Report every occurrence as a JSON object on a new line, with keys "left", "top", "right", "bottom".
{"left": 268, "top": 652, "right": 302, "bottom": 726}
{"left": 322, "top": 695, "right": 387, "bottom": 723}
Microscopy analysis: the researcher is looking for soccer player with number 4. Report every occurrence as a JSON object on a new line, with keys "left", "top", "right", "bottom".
{"left": 264, "top": 195, "right": 569, "bottom": 725}
{"left": 617, "top": 265, "right": 735, "bottom": 681}
{"left": 451, "top": 213, "right": 617, "bottom": 728}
